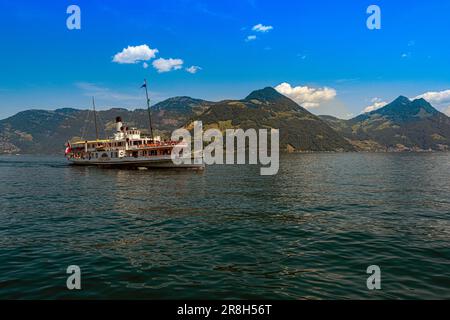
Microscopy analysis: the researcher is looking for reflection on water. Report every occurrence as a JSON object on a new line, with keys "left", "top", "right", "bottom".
{"left": 0, "top": 153, "right": 449, "bottom": 299}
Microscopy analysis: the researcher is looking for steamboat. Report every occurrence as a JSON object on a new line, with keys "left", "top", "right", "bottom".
{"left": 65, "top": 80, "right": 204, "bottom": 170}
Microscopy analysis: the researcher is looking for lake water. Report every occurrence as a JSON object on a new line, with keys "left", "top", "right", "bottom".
{"left": 0, "top": 153, "right": 449, "bottom": 299}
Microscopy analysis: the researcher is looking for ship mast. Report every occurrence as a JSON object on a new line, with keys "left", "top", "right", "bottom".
{"left": 142, "top": 79, "right": 155, "bottom": 141}
{"left": 92, "top": 96, "right": 99, "bottom": 141}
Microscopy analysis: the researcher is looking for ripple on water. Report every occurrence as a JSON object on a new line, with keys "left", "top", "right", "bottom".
{"left": 0, "top": 153, "right": 449, "bottom": 299}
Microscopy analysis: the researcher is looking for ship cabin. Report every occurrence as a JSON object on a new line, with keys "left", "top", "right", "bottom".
{"left": 68, "top": 116, "right": 176, "bottom": 160}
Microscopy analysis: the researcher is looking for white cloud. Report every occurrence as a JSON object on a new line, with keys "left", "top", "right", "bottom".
{"left": 414, "top": 89, "right": 450, "bottom": 105}
{"left": 186, "top": 66, "right": 202, "bottom": 74}
{"left": 363, "top": 98, "right": 387, "bottom": 113}
{"left": 113, "top": 45, "right": 158, "bottom": 64}
{"left": 275, "top": 82, "right": 337, "bottom": 109}
{"left": 245, "top": 35, "right": 257, "bottom": 42}
{"left": 414, "top": 89, "right": 450, "bottom": 116}
{"left": 252, "top": 23, "right": 273, "bottom": 33}
{"left": 143, "top": 62, "right": 149, "bottom": 69}
{"left": 152, "top": 58, "right": 184, "bottom": 73}
{"left": 401, "top": 52, "right": 410, "bottom": 59}
{"left": 444, "top": 106, "right": 450, "bottom": 116}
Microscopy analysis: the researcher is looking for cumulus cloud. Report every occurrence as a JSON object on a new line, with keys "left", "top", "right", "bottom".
{"left": 186, "top": 66, "right": 202, "bottom": 74}
{"left": 245, "top": 35, "right": 257, "bottom": 42}
{"left": 414, "top": 89, "right": 450, "bottom": 115}
{"left": 143, "top": 62, "right": 149, "bottom": 69}
{"left": 275, "top": 82, "right": 337, "bottom": 109}
{"left": 414, "top": 89, "right": 450, "bottom": 105}
{"left": 113, "top": 45, "right": 158, "bottom": 64}
{"left": 252, "top": 24, "right": 273, "bottom": 32}
{"left": 152, "top": 58, "right": 184, "bottom": 73}
{"left": 444, "top": 106, "right": 450, "bottom": 116}
{"left": 363, "top": 98, "right": 387, "bottom": 113}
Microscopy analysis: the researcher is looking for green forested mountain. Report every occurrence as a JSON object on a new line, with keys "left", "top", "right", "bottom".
{"left": 320, "top": 96, "right": 450, "bottom": 151}
{"left": 0, "top": 97, "right": 209, "bottom": 154}
{"left": 188, "top": 87, "right": 354, "bottom": 151}
{"left": 2, "top": 89, "right": 449, "bottom": 154}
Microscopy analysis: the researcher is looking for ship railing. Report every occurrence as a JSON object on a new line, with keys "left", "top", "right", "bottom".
{"left": 135, "top": 142, "right": 179, "bottom": 149}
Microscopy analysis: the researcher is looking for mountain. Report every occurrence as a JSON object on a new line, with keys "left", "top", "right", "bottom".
{"left": 148, "top": 96, "right": 211, "bottom": 131}
{"left": 0, "top": 88, "right": 354, "bottom": 154}
{"left": 5, "top": 89, "right": 448, "bottom": 155}
{"left": 153, "top": 96, "right": 211, "bottom": 113}
{"left": 187, "top": 87, "right": 355, "bottom": 152}
{"left": 320, "top": 96, "right": 450, "bottom": 151}
{"left": 0, "top": 97, "right": 209, "bottom": 154}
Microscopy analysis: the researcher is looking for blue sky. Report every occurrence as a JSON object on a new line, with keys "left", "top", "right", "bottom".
{"left": 1, "top": 0, "right": 450, "bottom": 119}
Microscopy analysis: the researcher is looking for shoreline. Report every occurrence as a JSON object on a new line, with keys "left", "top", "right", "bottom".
{"left": 2, "top": 149, "right": 450, "bottom": 157}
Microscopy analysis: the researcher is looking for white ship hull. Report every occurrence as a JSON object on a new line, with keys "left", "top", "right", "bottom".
{"left": 68, "top": 156, "right": 205, "bottom": 170}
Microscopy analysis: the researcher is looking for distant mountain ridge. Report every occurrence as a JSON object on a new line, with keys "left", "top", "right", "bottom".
{"left": 0, "top": 97, "right": 209, "bottom": 154}
{"left": 1, "top": 89, "right": 449, "bottom": 154}
{"left": 189, "top": 87, "right": 354, "bottom": 151}
{"left": 320, "top": 96, "right": 450, "bottom": 151}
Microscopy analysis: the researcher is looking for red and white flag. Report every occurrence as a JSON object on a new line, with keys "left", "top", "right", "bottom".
{"left": 65, "top": 142, "right": 72, "bottom": 155}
